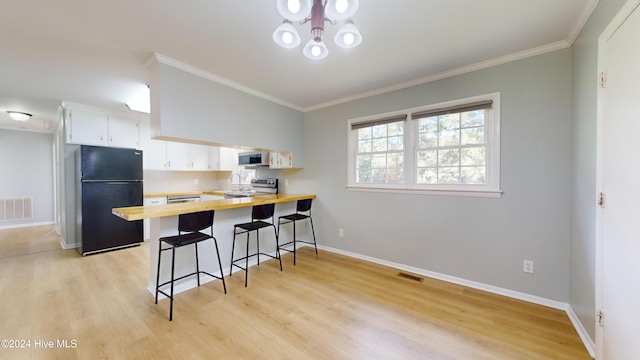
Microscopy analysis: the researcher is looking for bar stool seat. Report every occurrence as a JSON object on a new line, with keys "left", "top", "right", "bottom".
{"left": 230, "top": 203, "right": 282, "bottom": 287}
{"left": 277, "top": 199, "right": 317, "bottom": 265}
{"left": 155, "top": 210, "right": 226, "bottom": 321}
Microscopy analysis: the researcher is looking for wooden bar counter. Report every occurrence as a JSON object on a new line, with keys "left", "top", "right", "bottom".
{"left": 112, "top": 193, "right": 316, "bottom": 297}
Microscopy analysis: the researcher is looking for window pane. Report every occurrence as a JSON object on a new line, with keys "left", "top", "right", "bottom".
{"left": 357, "top": 169, "right": 371, "bottom": 183}
{"left": 417, "top": 167, "right": 437, "bottom": 184}
{"left": 461, "top": 166, "right": 485, "bottom": 184}
{"left": 461, "top": 110, "right": 485, "bottom": 128}
{"left": 438, "top": 149, "right": 460, "bottom": 167}
{"left": 388, "top": 152, "right": 403, "bottom": 168}
{"left": 438, "top": 167, "right": 460, "bottom": 184}
{"left": 461, "top": 126, "right": 484, "bottom": 145}
{"left": 357, "top": 154, "right": 371, "bottom": 169}
{"left": 372, "top": 137, "right": 387, "bottom": 152}
{"left": 388, "top": 122, "right": 403, "bottom": 136}
{"left": 388, "top": 136, "right": 403, "bottom": 151}
{"left": 372, "top": 154, "right": 387, "bottom": 168}
{"left": 439, "top": 130, "right": 460, "bottom": 147}
{"left": 461, "top": 147, "right": 485, "bottom": 166}
{"left": 372, "top": 169, "right": 387, "bottom": 183}
{"left": 419, "top": 118, "right": 438, "bottom": 133}
{"left": 358, "top": 127, "right": 372, "bottom": 140}
{"left": 372, "top": 124, "right": 387, "bottom": 138}
{"left": 439, "top": 114, "right": 460, "bottom": 130}
{"left": 387, "top": 169, "right": 404, "bottom": 183}
{"left": 419, "top": 132, "right": 437, "bottom": 148}
{"left": 417, "top": 150, "right": 437, "bottom": 167}
{"left": 358, "top": 139, "right": 372, "bottom": 153}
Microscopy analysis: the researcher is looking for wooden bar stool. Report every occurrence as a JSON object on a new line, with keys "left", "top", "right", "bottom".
{"left": 277, "top": 198, "right": 317, "bottom": 265}
{"left": 155, "top": 210, "right": 226, "bottom": 321}
{"left": 230, "top": 203, "right": 282, "bottom": 287}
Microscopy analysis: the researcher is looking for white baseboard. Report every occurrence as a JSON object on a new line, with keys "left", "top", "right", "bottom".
{"left": 0, "top": 221, "right": 54, "bottom": 230}
{"left": 317, "top": 244, "right": 595, "bottom": 358}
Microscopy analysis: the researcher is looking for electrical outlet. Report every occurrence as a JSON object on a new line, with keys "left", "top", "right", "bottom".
{"left": 194, "top": 178, "right": 199, "bottom": 185}
{"left": 339, "top": 228, "right": 344, "bottom": 237}
{"left": 284, "top": 179, "right": 289, "bottom": 186}
{"left": 523, "top": 260, "right": 534, "bottom": 274}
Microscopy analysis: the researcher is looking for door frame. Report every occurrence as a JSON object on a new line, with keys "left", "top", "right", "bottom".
{"left": 595, "top": 0, "right": 640, "bottom": 358}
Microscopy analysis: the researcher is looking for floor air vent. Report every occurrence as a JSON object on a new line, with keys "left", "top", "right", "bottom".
{"left": 0, "top": 197, "right": 33, "bottom": 222}
{"left": 397, "top": 272, "right": 424, "bottom": 282}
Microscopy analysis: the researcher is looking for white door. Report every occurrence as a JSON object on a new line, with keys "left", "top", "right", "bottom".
{"left": 597, "top": 1, "right": 640, "bottom": 358}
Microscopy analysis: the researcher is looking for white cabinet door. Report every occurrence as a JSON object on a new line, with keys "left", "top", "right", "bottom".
{"left": 165, "top": 142, "right": 190, "bottom": 171}
{"left": 143, "top": 197, "right": 167, "bottom": 240}
{"left": 108, "top": 116, "right": 139, "bottom": 149}
{"left": 219, "top": 147, "right": 238, "bottom": 171}
{"left": 66, "top": 108, "right": 108, "bottom": 145}
{"left": 189, "top": 144, "right": 209, "bottom": 170}
{"left": 269, "top": 151, "right": 293, "bottom": 168}
{"left": 208, "top": 146, "right": 221, "bottom": 170}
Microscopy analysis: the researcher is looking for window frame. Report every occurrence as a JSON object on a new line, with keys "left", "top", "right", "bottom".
{"left": 347, "top": 92, "right": 501, "bottom": 198}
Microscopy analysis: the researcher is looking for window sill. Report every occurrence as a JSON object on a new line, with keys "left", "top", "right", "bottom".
{"left": 346, "top": 185, "right": 503, "bottom": 198}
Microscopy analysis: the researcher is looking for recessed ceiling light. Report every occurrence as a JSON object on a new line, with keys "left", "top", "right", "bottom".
{"left": 7, "top": 111, "right": 32, "bottom": 121}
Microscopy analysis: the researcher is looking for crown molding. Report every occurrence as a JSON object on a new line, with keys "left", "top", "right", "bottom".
{"left": 303, "top": 40, "right": 571, "bottom": 112}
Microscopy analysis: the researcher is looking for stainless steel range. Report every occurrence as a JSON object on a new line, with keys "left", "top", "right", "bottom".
{"left": 224, "top": 178, "right": 278, "bottom": 198}
{"left": 251, "top": 178, "right": 278, "bottom": 194}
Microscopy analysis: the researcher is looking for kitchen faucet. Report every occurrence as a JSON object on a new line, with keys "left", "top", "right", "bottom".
{"left": 230, "top": 173, "right": 242, "bottom": 191}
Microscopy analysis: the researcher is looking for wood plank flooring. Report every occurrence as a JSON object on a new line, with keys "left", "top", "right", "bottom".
{"left": 0, "top": 226, "right": 591, "bottom": 359}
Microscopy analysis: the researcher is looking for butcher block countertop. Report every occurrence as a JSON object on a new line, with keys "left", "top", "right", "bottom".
{"left": 113, "top": 193, "right": 316, "bottom": 221}
{"left": 144, "top": 190, "right": 226, "bottom": 198}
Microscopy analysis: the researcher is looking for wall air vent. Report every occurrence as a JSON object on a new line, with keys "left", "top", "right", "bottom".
{"left": 0, "top": 197, "right": 33, "bottom": 222}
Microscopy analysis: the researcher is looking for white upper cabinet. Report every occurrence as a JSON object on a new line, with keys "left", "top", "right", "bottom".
{"left": 165, "top": 142, "right": 190, "bottom": 171}
{"left": 269, "top": 151, "right": 293, "bottom": 169}
{"left": 108, "top": 116, "right": 139, "bottom": 149}
{"left": 189, "top": 144, "right": 209, "bottom": 170}
{"left": 65, "top": 104, "right": 139, "bottom": 149}
{"left": 65, "top": 108, "right": 109, "bottom": 146}
{"left": 209, "top": 147, "right": 237, "bottom": 171}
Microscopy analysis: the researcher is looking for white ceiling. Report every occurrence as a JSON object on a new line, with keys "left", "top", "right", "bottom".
{"left": 0, "top": 0, "right": 598, "bottom": 133}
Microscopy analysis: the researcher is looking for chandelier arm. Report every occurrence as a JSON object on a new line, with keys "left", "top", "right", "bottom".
{"left": 325, "top": 17, "right": 337, "bottom": 25}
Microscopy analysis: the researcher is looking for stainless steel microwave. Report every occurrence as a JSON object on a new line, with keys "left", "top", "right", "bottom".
{"left": 238, "top": 151, "right": 269, "bottom": 166}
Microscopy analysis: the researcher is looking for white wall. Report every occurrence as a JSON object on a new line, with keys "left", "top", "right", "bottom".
{"left": 302, "top": 49, "right": 573, "bottom": 302}
{"left": 0, "top": 129, "right": 54, "bottom": 227}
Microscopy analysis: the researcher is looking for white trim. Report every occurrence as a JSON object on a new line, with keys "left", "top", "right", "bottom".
{"left": 595, "top": 2, "right": 640, "bottom": 359}
{"left": 566, "top": 305, "right": 597, "bottom": 358}
{"left": 316, "top": 244, "right": 595, "bottom": 358}
{"left": 60, "top": 240, "right": 78, "bottom": 250}
{"left": 346, "top": 186, "right": 502, "bottom": 198}
{"left": 152, "top": 53, "right": 304, "bottom": 112}
{"left": 0, "top": 221, "right": 54, "bottom": 230}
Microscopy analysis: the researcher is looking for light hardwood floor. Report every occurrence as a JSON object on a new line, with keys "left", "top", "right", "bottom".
{"left": 0, "top": 226, "right": 591, "bottom": 359}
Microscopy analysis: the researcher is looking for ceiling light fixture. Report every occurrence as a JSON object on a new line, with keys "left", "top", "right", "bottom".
{"left": 273, "top": 0, "right": 362, "bottom": 60}
{"left": 7, "top": 111, "right": 32, "bottom": 121}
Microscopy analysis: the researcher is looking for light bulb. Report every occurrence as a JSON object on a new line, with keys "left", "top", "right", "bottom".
{"left": 282, "top": 32, "right": 293, "bottom": 44}
{"left": 343, "top": 33, "right": 354, "bottom": 46}
{"left": 335, "top": 0, "right": 348, "bottom": 13}
{"left": 311, "top": 45, "right": 321, "bottom": 57}
{"left": 287, "top": 0, "right": 300, "bottom": 13}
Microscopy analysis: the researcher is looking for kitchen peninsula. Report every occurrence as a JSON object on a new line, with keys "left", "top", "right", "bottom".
{"left": 113, "top": 193, "right": 316, "bottom": 296}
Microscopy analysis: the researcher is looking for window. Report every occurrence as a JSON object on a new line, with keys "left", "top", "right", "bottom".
{"left": 347, "top": 93, "right": 500, "bottom": 197}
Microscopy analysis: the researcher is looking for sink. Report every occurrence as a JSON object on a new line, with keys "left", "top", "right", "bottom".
{"left": 224, "top": 191, "right": 255, "bottom": 198}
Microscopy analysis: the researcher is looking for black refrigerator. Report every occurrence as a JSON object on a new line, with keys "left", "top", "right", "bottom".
{"left": 76, "top": 145, "right": 143, "bottom": 255}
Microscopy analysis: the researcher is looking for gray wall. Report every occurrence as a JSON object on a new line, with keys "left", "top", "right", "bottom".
{"left": 151, "top": 62, "right": 305, "bottom": 166}
{"left": 0, "top": 129, "right": 54, "bottom": 226}
{"left": 302, "top": 49, "right": 573, "bottom": 302}
{"left": 570, "top": 0, "right": 627, "bottom": 341}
